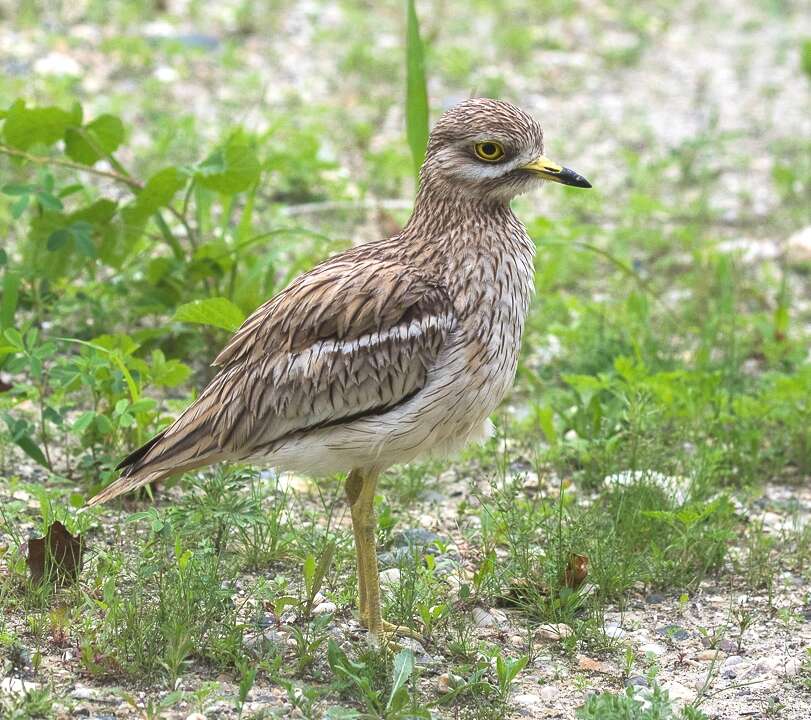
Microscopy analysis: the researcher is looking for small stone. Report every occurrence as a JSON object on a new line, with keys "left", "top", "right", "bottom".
{"left": 603, "top": 624, "right": 628, "bottom": 640}
{"left": 721, "top": 655, "right": 745, "bottom": 678}
{"left": 434, "top": 557, "right": 461, "bottom": 577}
{"left": 662, "top": 681, "right": 694, "bottom": 703}
{"left": 758, "top": 655, "right": 802, "bottom": 677}
{"left": 514, "top": 692, "right": 541, "bottom": 708}
{"left": 625, "top": 675, "right": 648, "bottom": 688}
{"left": 33, "top": 52, "right": 82, "bottom": 77}
{"left": 444, "top": 574, "right": 465, "bottom": 595}
{"left": 639, "top": 642, "right": 667, "bottom": 656}
{"left": 787, "top": 226, "right": 811, "bottom": 263}
{"left": 392, "top": 528, "right": 442, "bottom": 548}
{"left": 521, "top": 472, "right": 541, "bottom": 490}
{"left": 536, "top": 623, "right": 574, "bottom": 641}
{"left": 472, "top": 607, "right": 506, "bottom": 628}
{"left": 377, "top": 547, "right": 413, "bottom": 567}
{"left": 397, "top": 636, "right": 433, "bottom": 665}
{"left": 0, "top": 677, "right": 39, "bottom": 695}
{"left": 695, "top": 649, "right": 725, "bottom": 662}
{"left": 154, "top": 66, "right": 179, "bottom": 83}
{"left": 577, "top": 655, "right": 611, "bottom": 673}
{"left": 186, "top": 714, "right": 207, "bottom": 720}
{"left": 244, "top": 628, "right": 286, "bottom": 654}
{"left": 656, "top": 624, "right": 689, "bottom": 641}
{"left": 645, "top": 593, "right": 666, "bottom": 604}
{"left": 538, "top": 685, "right": 558, "bottom": 702}
{"left": 244, "top": 700, "right": 280, "bottom": 715}
{"left": 312, "top": 601, "right": 336, "bottom": 616}
{"left": 71, "top": 686, "right": 97, "bottom": 701}
{"left": 379, "top": 568, "right": 401, "bottom": 588}
{"left": 782, "top": 658, "right": 802, "bottom": 677}
{"left": 717, "top": 639, "right": 737, "bottom": 653}
{"left": 436, "top": 673, "right": 462, "bottom": 693}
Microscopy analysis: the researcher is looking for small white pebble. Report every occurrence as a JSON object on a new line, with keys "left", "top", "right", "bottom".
{"left": 514, "top": 693, "right": 541, "bottom": 707}
{"left": 639, "top": 642, "right": 667, "bottom": 656}
{"left": 536, "top": 623, "right": 574, "bottom": 640}
{"left": 379, "top": 568, "right": 401, "bottom": 588}
{"left": 312, "top": 601, "right": 337, "bottom": 616}
{"left": 33, "top": 52, "right": 81, "bottom": 76}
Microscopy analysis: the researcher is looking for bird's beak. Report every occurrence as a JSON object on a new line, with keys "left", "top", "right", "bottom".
{"left": 520, "top": 155, "right": 592, "bottom": 188}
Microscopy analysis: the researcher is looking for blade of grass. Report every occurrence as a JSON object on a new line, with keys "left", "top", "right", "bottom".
{"left": 405, "top": 0, "right": 429, "bottom": 183}
{"left": 542, "top": 240, "right": 680, "bottom": 325}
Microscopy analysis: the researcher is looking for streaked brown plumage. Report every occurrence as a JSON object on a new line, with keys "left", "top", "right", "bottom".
{"left": 88, "top": 98, "right": 591, "bottom": 641}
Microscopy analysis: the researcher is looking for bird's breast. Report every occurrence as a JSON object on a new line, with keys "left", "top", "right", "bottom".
{"left": 445, "top": 225, "right": 536, "bottom": 418}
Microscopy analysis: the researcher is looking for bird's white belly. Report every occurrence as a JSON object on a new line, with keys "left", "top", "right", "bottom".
{"left": 264, "top": 321, "right": 520, "bottom": 476}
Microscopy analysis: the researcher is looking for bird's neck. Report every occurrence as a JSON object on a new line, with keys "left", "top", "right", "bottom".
{"left": 404, "top": 181, "right": 514, "bottom": 240}
{"left": 400, "top": 181, "right": 536, "bottom": 319}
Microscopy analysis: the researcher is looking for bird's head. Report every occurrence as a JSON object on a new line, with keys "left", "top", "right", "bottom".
{"left": 419, "top": 97, "right": 591, "bottom": 202}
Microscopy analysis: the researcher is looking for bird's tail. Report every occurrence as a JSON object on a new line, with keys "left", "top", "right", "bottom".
{"left": 86, "top": 423, "right": 225, "bottom": 506}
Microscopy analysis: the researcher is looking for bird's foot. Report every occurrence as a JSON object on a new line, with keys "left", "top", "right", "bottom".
{"left": 379, "top": 619, "right": 424, "bottom": 643}
{"left": 359, "top": 615, "right": 424, "bottom": 645}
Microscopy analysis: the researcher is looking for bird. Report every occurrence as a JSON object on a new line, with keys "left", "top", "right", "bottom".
{"left": 88, "top": 98, "right": 591, "bottom": 643}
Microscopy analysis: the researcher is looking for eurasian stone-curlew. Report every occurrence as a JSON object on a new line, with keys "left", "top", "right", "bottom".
{"left": 88, "top": 98, "right": 591, "bottom": 643}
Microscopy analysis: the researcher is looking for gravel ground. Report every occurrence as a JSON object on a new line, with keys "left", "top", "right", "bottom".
{"left": 2, "top": 472, "right": 811, "bottom": 718}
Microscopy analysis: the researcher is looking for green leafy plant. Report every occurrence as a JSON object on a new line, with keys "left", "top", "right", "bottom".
{"left": 289, "top": 614, "right": 333, "bottom": 676}
{"left": 326, "top": 640, "right": 429, "bottom": 719}
{"left": 494, "top": 652, "right": 528, "bottom": 704}
{"left": 577, "top": 685, "right": 708, "bottom": 720}
{"left": 0, "top": 683, "right": 55, "bottom": 720}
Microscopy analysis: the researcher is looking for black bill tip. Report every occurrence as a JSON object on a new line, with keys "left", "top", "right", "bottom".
{"left": 559, "top": 167, "right": 592, "bottom": 189}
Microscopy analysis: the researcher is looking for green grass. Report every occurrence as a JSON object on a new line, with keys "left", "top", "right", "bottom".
{"left": 577, "top": 684, "right": 708, "bottom": 720}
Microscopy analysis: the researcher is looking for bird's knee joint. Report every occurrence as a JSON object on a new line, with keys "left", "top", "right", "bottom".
{"left": 360, "top": 518, "right": 376, "bottom": 541}
{"left": 345, "top": 473, "right": 363, "bottom": 506}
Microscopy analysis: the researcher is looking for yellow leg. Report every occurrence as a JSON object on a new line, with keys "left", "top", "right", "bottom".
{"left": 345, "top": 469, "right": 422, "bottom": 645}
{"left": 345, "top": 470, "right": 368, "bottom": 621}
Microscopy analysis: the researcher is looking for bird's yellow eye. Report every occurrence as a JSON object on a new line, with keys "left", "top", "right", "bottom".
{"left": 474, "top": 141, "right": 505, "bottom": 162}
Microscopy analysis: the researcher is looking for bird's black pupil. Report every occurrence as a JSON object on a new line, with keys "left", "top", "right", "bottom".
{"left": 482, "top": 143, "right": 496, "bottom": 156}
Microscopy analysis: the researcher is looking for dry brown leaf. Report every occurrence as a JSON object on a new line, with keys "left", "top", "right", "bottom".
{"left": 563, "top": 553, "right": 589, "bottom": 590}
{"left": 577, "top": 655, "right": 612, "bottom": 673}
{"left": 25, "top": 521, "right": 85, "bottom": 585}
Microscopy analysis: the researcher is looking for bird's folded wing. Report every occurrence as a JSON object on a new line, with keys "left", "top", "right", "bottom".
{"left": 157, "top": 252, "right": 456, "bottom": 459}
